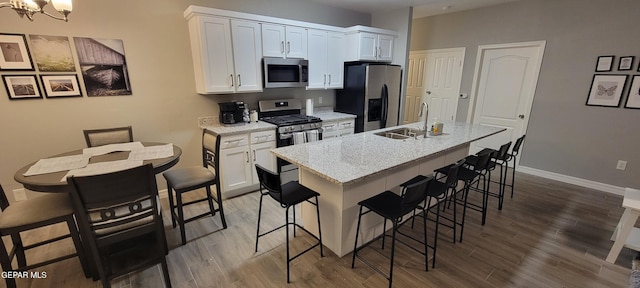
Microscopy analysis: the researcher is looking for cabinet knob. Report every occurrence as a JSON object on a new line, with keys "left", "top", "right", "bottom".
{"left": 281, "top": 41, "right": 285, "bottom": 54}
{"left": 287, "top": 41, "right": 291, "bottom": 54}
{"left": 328, "top": 74, "right": 331, "bottom": 85}
{"left": 230, "top": 74, "right": 234, "bottom": 87}
{"left": 237, "top": 74, "right": 242, "bottom": 87}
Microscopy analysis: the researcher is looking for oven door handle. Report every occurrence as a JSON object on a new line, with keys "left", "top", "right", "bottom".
{"left": 279, "top": 128, "right": 323, "bottom": 140}
{"left": 280, "top": 133, "right": 293, "bottom": 139}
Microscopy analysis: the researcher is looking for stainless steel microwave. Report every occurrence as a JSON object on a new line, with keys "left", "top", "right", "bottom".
{"left": 262, "top": 57, "right": 308, "bottom": 88}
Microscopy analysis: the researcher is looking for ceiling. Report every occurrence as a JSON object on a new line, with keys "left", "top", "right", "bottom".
{"left": 304, "top": 0, "right": 521, "bottom": 19}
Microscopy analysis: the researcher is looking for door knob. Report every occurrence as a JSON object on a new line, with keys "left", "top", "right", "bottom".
{"left": 518, "top": 114, "right": 525, "bottom": 119}
{"left": 426, "top": 91, "right": 432, "bottom": 95}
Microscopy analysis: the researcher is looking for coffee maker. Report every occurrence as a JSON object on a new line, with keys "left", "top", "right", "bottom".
{"left": 219, "top": 101, "right": 246, "bottom": 124}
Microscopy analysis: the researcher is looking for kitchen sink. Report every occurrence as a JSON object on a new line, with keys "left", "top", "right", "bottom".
{"left": 374, "top": 128, "right": 425, "bottom": 139}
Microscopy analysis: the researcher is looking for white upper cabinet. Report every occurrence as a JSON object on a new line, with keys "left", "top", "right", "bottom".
{"left": 186, "top": 14, "right": 262, "bottom": 94}
{"left": 231, "top": 20, "right": 263, "bottom": 92}
{"left": 307, "top": 29, "right": 344, "bottom": 89}
{"left": 183, "top": 7, "right": 397, "bottom": 93}
{"left": 262, "top": 24, "right": 307, "bottom": 59}
{"left": 345, "top": 26, "right": 396, "bottom": 62}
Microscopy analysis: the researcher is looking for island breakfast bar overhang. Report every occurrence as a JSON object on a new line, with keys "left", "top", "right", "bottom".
{"left": 271, "top": 122, "right": 505, "bottom": 257}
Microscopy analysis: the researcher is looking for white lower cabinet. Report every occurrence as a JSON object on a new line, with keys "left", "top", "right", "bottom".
{"left": 322, "top": 119, "right": 355, "bottom": 139}
{"left": 219, "top": 130, "right": 276, "bottom": 197}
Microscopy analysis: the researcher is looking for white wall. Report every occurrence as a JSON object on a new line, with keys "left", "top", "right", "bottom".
{"left": 0, "top": 0, "right": 370, "bottom": 201}
{"left": 411, "top": 0, "right": 640, "bottom": 189}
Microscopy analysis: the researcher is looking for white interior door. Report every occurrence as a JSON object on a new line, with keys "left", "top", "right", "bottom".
{"left": 469, "top": 41, "right": 546, "bottom": 155}
{"left": 404, "top": 51, "right": 427, "bottom": 124}
{"left": 424, "top": 48, "right": 465, "bottom": 122}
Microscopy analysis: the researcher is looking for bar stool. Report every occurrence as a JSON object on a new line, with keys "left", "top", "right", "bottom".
{"left": 435, "top": 152, "right": 492, "bottom": 242}
{"left": 474, "top": 142, "right": 512, "bottom": 210}
{"left": 424, "top": 159, "right": 466, "bottom": 244}
{"left": 506, "top": 135, "right": 526, "bottom": 198}
{"left": 163, "top": 129, "right": 227, "bottom": 245}
{"left": 254, "top": 164, "right": 323, "bottom": 283}
{"left": 351, "top": 176, "right": 432, "bottom": 288}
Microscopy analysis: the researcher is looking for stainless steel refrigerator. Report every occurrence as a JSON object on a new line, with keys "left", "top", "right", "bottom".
{"left": 335, "top": 63, "right": 402, "bottom": 133}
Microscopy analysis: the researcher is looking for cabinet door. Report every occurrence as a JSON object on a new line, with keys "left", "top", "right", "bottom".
{"left": 231, "top": 20, "right": 263, "bottom": 92}
{"left": 358, "top": 32, "right": 378, "bottom": 61}
{"left": 262, "top": 24, "right": 285, "bottom": 58}
{"left": 377, "top": 34, "right": 394, "bottom": 62}
{"left": 250, "top": 141, "right": 277, "bottom": 184}
{"left": 285, "top": 26, "right": 307, "bottom": 59}
{"left": 307, "top": 29, "right": 328, "bottom": 89}
{"left": 191, "top": 16, "right": 235, "bottom": 93}
{"left": 220, "top": 146, "right": 252, "bottom": 192}
{"left": 326, "top": 32, "right": 345, "bottom": 89}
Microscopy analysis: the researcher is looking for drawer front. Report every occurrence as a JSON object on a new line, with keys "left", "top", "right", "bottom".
{"left": 220, "top": 134, "right": 249, "bottom": 149}
{"left": 338, "top": 119, "right": 355, "bottom": 131}
{"left": 250, "top": 130, "right": 276, "bottom": 144}
{"left": 322, "top": 121, "right": 339, "bottom": 133}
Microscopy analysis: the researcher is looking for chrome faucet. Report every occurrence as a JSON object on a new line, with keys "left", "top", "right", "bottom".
{"left": 418, "top": 102, "right": 429, "bottom": 138}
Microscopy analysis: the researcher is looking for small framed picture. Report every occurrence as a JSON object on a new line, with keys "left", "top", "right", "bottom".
{"left": 0, "top": 33, "right": 34, "bottom": 71}
{"left": 595, "top": 55, "right": 615, "bottom": 72}
{"left": 2, "top": 75, "right": 42, "bottom": 100}
{"left": 40, "top": 74, "right": 82, "bottom": 98}
{"left": 625, "top": 75, "right": 640, "bottom": 109}
{"left": 618, "top": 56, "right": 635, "bottom": 71}
{"left": 586, "top": 74, "right": 627, "bottom": 107}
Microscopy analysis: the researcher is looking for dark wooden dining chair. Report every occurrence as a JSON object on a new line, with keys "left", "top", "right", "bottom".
{"left": 0, "top": 184, "right": 89, "bottom": 288}
{"left": 67, "top": 164, "right": 171, "bottom": 288}
{"left": 83, "top": 126, "right": 133, "bottom": 147}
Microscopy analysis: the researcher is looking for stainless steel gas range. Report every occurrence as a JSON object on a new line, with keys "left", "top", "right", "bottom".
{"left": 258, "top": 99, "right": 323, "bottom": 178}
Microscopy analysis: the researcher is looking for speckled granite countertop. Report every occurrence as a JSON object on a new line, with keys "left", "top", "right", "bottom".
{"left": 201, "top": 121, "right": 276, "bottom": 136}
{"left": 313, "top": 109, "right": 357, "bottom": 122}
{"left": 271, "top": 121, "right": 504, "bottom": 185}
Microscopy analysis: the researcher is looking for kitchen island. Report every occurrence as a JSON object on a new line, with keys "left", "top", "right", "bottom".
{"left": 271, "top": 121, "right": 504, "bottom": 257}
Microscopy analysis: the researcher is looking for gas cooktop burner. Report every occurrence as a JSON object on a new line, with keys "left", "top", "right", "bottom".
{"left": 261, "top": 114, "right": 322, "bottom": 126}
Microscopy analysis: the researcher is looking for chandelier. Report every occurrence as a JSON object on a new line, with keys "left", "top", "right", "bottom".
{"left": 0, "top": 0, "right": 72, "bottom": 22}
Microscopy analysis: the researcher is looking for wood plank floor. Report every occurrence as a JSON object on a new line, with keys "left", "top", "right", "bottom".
{"left": 2, "top": 172, "right": 636, "bottom": 288}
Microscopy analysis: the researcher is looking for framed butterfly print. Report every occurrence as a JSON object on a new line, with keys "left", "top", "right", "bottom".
{"left": 586, "top": 74, "right": 627, "bottom": 107}
{"left": 624, "top": 75, "right": 640, "bottom": 109}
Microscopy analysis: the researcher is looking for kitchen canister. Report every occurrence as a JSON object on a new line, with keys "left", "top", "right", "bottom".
{"left": 250, "top": 110, "right": 258, "bottom": 122}
{"left": 306, "top": 99, "right": 314, "bottom": 116}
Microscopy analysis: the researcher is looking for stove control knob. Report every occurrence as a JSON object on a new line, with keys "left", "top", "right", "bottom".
{"left": 300, "top": 125, "right": 304, "bottom": 130}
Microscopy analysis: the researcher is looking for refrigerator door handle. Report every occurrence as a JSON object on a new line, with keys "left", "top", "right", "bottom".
{"left": 381, "top": 84, "right": 389, "bottom": 128}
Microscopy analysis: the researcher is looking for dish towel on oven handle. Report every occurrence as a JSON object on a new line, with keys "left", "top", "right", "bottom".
{"left": 306, "top": 129, "right": 319, "bottom": 142}
{"left": 293, "top": 132, "right": 306, "bottom": 144}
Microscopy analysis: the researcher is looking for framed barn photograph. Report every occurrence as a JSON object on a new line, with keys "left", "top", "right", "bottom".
{"left": 2, "top": 75, "right": 42, "bottom": 100}
{"left": 40, "top": 74, "right": 82, "bottom": 98}
{"left": 586, "top": 74, "right": 627, "bottom": 107}
{"left": 0, "top": 33, "right": 34, "bottom": 71}
{"left": 73, "top": 37, "right": 132, "bottom": 96}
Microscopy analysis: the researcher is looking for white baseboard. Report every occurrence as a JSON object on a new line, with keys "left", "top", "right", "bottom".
{"left": 518, "top": 165, "right": 625, "bottom": 196}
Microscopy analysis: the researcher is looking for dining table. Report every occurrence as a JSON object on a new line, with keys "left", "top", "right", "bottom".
{"left": 14, "top": 142, "right": 182, "bottom": 193}
{"left": 12, "top": 141, "right": 182, "bottom": 281}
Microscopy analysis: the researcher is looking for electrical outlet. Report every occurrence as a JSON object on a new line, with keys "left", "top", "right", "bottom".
{"left": 616, "top": 160, "right": 627, "bottom": 170}
{"left": 13, "top": 188, "right": 27, "bottom": 201}
{"left": 198, "top": 116, "right": 216, "bottom": 127}
{"left": 318, "top": 96, "right": 323, "bottom": 104}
